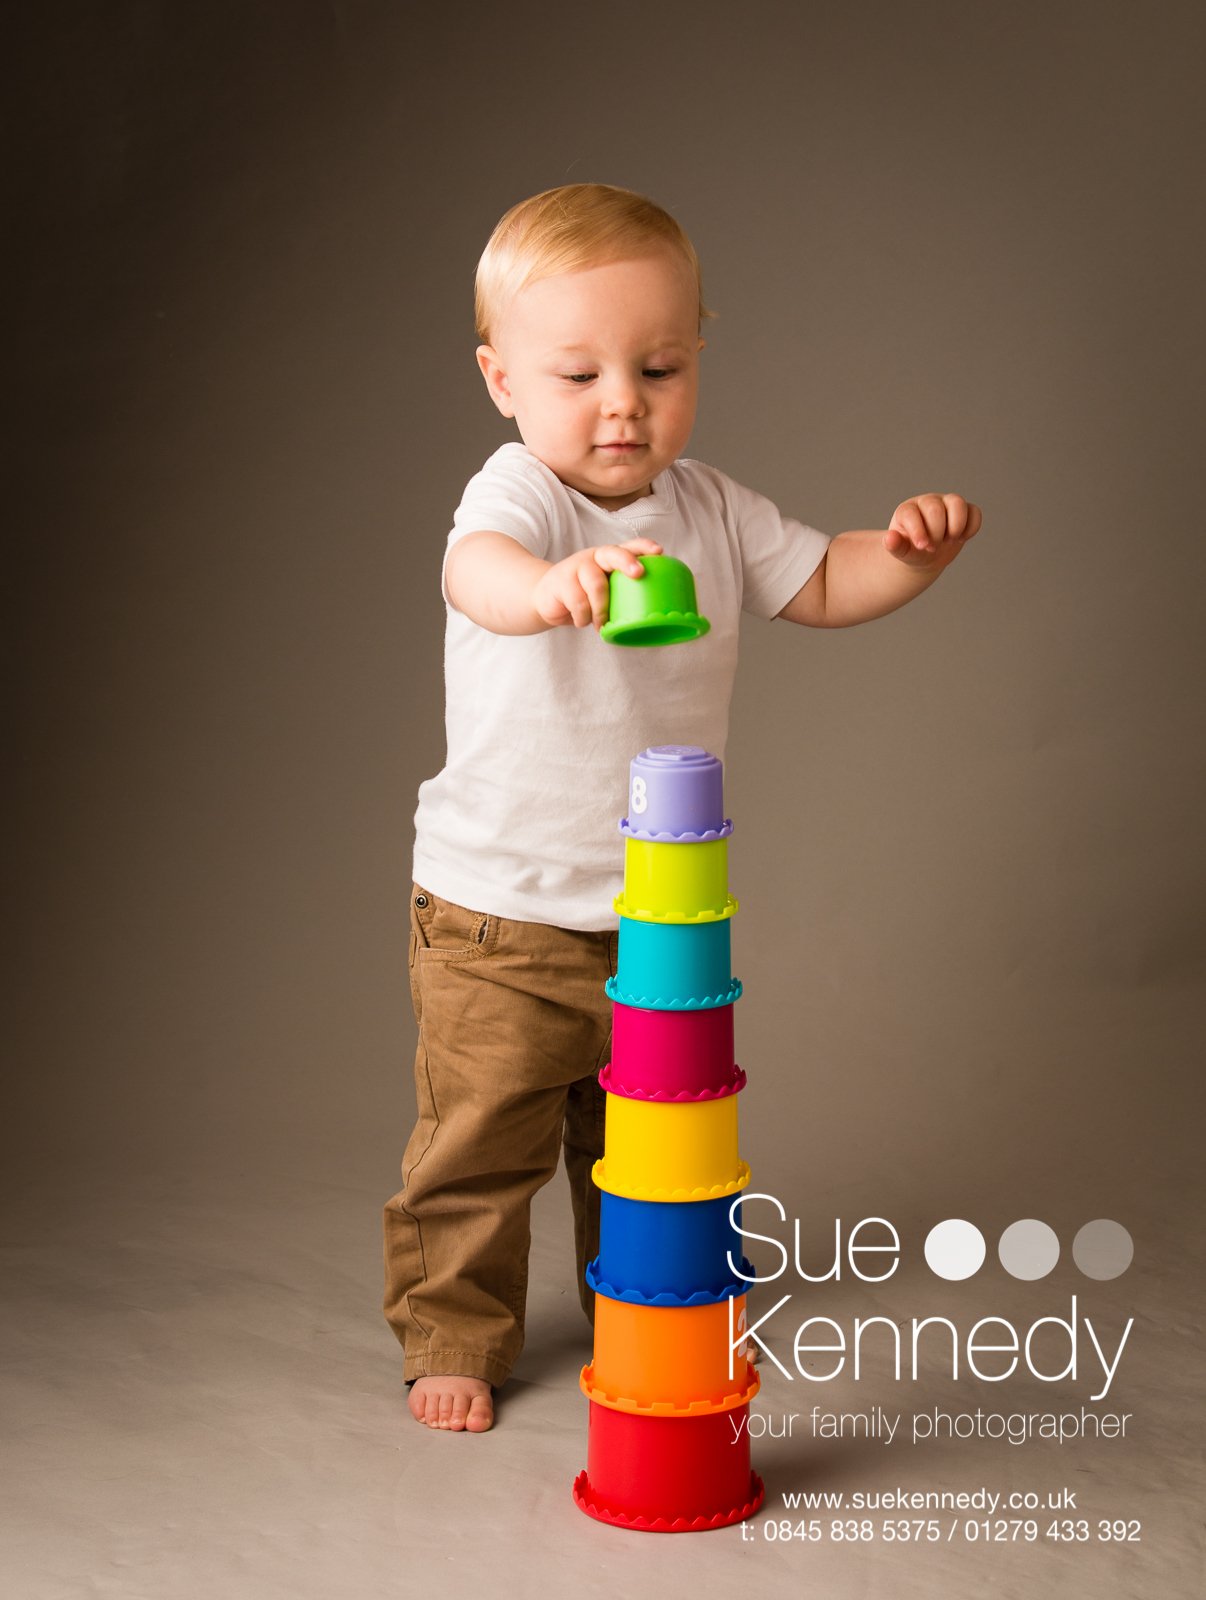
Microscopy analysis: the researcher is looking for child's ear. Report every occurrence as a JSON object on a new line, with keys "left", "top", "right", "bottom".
{"left": 476, "top": 345, "right": 515, "bottom": 418}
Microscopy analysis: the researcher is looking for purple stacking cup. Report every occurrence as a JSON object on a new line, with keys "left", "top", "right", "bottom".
{"left": 618, "top": 746, "right": 732, "bottom": 843}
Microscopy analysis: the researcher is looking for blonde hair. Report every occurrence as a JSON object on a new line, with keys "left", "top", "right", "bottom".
{"left": 474, "top": 183, "right": 713, "bottom": 344}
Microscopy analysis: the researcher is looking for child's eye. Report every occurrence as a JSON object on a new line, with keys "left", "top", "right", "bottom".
{"left": 562, "top": 373, "right": 596, "bottom": 384}
{"left": 643, "top": 368, "right": 676, "bottom": 380}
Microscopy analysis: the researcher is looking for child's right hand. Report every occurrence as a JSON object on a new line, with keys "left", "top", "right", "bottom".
{"left": 531, "top": 537, "right": 663, "bottom": 631}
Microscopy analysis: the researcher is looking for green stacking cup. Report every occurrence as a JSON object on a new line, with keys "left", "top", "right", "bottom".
{"left": 601, "top": 556, "right": 711, "bottom": 647}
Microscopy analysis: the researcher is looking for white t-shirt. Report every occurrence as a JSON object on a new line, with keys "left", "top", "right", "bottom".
{"left": 412, "top": 443, "right": 829, "bottom": 931}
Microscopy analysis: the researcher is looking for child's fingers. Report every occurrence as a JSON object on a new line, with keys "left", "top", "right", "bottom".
{"left": 543, "top": 567, "right": 592, "bottom": 630}
{"left": 956, "top": 499, "right": 983, "bottom": 539}
{"left": 918, "top": 494, "right": 952, "bottom": 542}
{"left": 937, "top": 493, "right": 983, "bottom": 540}
{"left": 888, "top": 504, "right": 934, "bottom": 553}
{"left": 887, "top": 495, "right": 981, "bottom": 560}
{"left": 576, "top": 559, "right": 612, "bottom": 628}
{"left": 883, "top": 526, "right": 909, "bottom": 555}
{"left": 568, "top": 580, "right": 598, "bottom": 628}
{"left": 941, "top": 494, "right": 969, "bottom": 537}
{"left": 595, "top": 543, "right": 653, "bottom": 579}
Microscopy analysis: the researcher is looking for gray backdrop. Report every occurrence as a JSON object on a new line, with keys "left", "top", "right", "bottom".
{"left": 8, "top": 2, "right": 1203, "bottom": 1249}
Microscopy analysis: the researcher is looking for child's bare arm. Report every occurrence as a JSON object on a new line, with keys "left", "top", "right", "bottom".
{"left": 777, "top": 493, "right": 982, "bottom": 628}
{"left": 445, "top": 531, "right": 664, "bottom": 635}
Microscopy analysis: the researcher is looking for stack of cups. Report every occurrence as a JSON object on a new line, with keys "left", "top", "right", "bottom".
{"left": 573, "top": 746, "right": 765, "bottom": 1533}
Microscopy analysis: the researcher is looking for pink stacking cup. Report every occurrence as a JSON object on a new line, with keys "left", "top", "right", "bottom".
{"left": 600, "top": 1002, "right": 745, "bottom": 1102}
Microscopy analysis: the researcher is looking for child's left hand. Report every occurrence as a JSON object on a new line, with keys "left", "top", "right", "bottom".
{"left": 883, "top": 494, "right": 982, "bottom": 567}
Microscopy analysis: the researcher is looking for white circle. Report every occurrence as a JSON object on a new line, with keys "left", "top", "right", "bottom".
{"left": 924, "top": 1218, "right": 986, "bottom": 1280}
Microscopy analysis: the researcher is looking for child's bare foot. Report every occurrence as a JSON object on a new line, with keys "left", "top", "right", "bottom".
{"left": 408, "top": 1375, "right": 493, "bottom": 1432}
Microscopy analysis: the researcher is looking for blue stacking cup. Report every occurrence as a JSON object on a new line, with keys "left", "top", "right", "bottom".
{"left": 606, "top": 915, "right": 742, "bottom": 1010}
{"left": 586, "top": 1193, "right": 752, "bottom": 1304}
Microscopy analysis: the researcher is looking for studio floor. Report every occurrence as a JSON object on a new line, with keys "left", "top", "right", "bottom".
{"left": 2, "top": 1162, "right": 1201, "bottom": 1600}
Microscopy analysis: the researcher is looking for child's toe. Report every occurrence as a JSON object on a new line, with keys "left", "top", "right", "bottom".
{"left": 466, "top": 1393, "right": 493, "bottom": 1432}
{"left": 448, "top": 1392, "right": 471, "bottom": 1431}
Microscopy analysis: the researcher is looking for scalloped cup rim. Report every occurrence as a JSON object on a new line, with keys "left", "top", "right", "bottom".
{"left": 618, "top": 818, "right": 733, "bottom": 842}
{"left": 591, "top": 1159, "right": 752, "bottom": 1203}
{"left": 604, "top": 977, "right": 743, "bottom": 1010}
{"left": 572, "top": 1470, "right": 766, "bottom": 1533}
{"left": 612, "top": 894, "right": 738, "bottom": 924}
{"left": 580, "top": 1362, "right": 760, "bottom": 1417}
{"left": 599, "top": 610, "right": 711, "bottom": 646}
{"left": 597, "top": 1063, "right": 747, "bottom": 1102}
{"left": 585, "top": 1257, "right": 757, "bottom": 1306}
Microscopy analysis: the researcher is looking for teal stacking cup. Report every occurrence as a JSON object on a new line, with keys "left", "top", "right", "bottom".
{"left": 601, "top": 556, "right": 711, "bottom": 647}
{"left": 606, "top": 917, "right": 742, "bottom": 1010}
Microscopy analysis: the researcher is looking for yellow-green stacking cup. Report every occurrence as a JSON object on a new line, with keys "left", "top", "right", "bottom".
{"left": 616, "top": 837, "right": 735, "bottom": 923}
{"left": 601, "top": 556, "right": 711, "bottom": 647}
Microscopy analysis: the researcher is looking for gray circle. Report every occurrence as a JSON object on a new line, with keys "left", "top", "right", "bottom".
{"left": 1072, "top": 1219, "right": 1133, "bottom": 1280}
{"left": 998, "top": 1219, "right": 1060, "bottom": 1280}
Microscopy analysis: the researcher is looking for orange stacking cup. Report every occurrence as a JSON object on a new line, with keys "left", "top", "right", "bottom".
{"left": 581, "top": 1295, "right": 758, "bottom": 1414}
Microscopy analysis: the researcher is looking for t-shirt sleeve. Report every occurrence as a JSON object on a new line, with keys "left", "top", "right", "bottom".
{"left": 727, "top": 476, "right": 831, "bottom": 621}
{"left": 441, "top": 447, "right": 554, "bottom": 608}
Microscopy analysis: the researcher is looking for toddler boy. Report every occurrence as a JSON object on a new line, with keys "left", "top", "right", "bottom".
{"left": 383, "top": 183, "right": 981, "bottom": 1433}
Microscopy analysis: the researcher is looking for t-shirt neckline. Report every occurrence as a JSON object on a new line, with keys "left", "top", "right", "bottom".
{"left": 565, "top": 470, "right": 672, "bottom": 521}
{"left": 511, "top": 443, "right": 673, "bottom": 521}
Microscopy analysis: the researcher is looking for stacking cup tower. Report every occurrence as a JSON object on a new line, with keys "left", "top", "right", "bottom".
{"left": 573, "top": 746, "right": 764, "bottom": 1533}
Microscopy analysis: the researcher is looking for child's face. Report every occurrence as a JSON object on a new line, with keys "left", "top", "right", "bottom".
{"left": 477, "top": 249, "right": 704, "bottom": 511}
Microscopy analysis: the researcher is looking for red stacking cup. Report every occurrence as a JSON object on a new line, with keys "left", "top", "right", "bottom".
{"left": 574, "top": 1402, "right": 764, "bottom": 1532}
{"left": 599, "top": 1002, "right": 745, "bottom": 1102}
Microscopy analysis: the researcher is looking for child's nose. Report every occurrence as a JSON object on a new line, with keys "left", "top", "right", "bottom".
{"left": 600, "top": 375, "right": 645, "bottom": 418}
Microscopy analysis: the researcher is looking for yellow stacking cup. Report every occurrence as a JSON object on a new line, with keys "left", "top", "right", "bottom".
{"left": 582, "top": 1294, "right": 758, "bottom": 1415}
{"left": 593, "top": 1093, "right": 750, "bottom": 1201}
{"left": 615, "top": 838, "right": 737, "bottom": 923}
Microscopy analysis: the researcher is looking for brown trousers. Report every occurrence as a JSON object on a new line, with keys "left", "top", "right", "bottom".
{"left": 383, "top": 885, "right": 616, "bottom": 1386}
